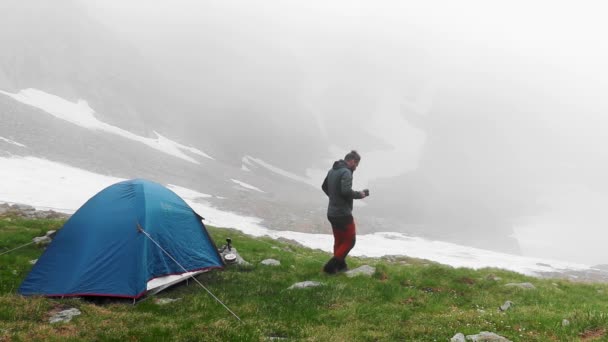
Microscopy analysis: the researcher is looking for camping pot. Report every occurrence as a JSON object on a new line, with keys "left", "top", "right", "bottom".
{"left": 223, "top": 253, "right": 237, "bottom": 264}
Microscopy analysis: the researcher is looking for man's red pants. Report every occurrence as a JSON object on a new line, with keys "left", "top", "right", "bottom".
{"left": 328, "top": 215, "right": 356, "bottom": 260}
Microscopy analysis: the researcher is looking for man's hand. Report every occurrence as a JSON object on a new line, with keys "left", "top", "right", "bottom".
{"left": 359, "top": 190, "right": 368, "bottom": 198}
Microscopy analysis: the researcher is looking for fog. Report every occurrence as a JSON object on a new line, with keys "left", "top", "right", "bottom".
{"left": 7, "top": 1, "right": 608, "bottom": 264}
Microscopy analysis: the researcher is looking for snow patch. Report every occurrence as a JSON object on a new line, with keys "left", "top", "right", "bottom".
{"left": 230, "top": 178, "right": 265, "bottom": 193}
{"left": 0, "top": 156, "right": 121, "bottom": 213}
{"left": 0, "top": 154, "right": 596, "bottom": 278}
{"left": 0, "top": 88, "right": 213, "bottom": 163}
{"left": 242, "top": 155, "right": 317, "bottom": 187}
{"left": 0, "top": 136, "right": 26, "bottom": 148}
{"left": 167, "top": 184, "right": 212, "bottom": 200}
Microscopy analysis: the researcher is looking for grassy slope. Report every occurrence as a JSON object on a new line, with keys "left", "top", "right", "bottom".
{"left": 2, "top": 217, "right": 608, "bottom": 341}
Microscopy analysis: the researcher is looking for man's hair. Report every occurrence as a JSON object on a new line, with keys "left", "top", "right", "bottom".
{"left": 344, "top": 150, "right": 361, "bottom": 162}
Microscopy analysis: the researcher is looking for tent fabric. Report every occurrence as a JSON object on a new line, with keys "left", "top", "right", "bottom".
{"left": 19, "top": 179, "right": 224, "bottom": 298}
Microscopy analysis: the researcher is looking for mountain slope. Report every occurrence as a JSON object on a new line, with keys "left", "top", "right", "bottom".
{"left": 2, "top": 217, "right": 608, "bottom": 341}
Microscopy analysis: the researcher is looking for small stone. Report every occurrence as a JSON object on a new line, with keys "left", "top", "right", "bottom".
{"left": 499, "top": 301, "right": 513, "bottom": 312}
{"left": 451, "top": 332, "right": 466, "bottom": 342}
{"left": 288, "top": 281, "right": 322, "bottom": 290}
{"left": 49, "top": 308, "right": 81, "bottom": 324}
{"left": 11, "top": 204, "right": 34, "bottom": 211}
{"left": 504, "top": 282, "right": 536, "bottom": 290}
{"left": 345, "top": 265, "right": 376, "bottom": 278}
{"left": 260, "top": 259, "right": 281, "bottom": 266}
{"left": 276, "top": 237, "right": 305, "bottom": 248}
{"left": 33, "top": 236, "right": 52, "bottom": 245}
{"left": 45, "top": 230, "right": 57, "bottom": 238}
{"left": 486, "top": 274, "right": 502, "bottom": 281}
{"left": 34, "top": 211, "right": 48, "bottom": 219}
{"left": 562, "top": 319, "right": 570, "bottom": 327}
{"left": 465, "top": 331, "right": 512, "bottom": 341}
{"left": 29, "top": 259, "right": 38, "bottom": 265}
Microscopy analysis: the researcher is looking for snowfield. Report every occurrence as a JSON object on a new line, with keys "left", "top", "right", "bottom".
{"left": 0, "top": 154, "right": 597, "bottom": 279}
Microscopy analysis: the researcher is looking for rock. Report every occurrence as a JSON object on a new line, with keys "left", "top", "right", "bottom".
{"left": 345, "top": 265, "right": 375, "bottom": 278}
{"left": 562, "top": 319, "right": 570, "bottom": 327}
{"left": 288, "top": 281, "right": 322, "bottom": 290}
{"left": 33, "top": 236, "right": 52, "bottom": 245}
{"left": 11, "top": 204, "right": 34, "bottom": 211}
{"left": 154, "top": 298, "right": 182, "bottom": 305}
{"left": 504, "top": 282, "right": 536, "bottom": 290}
{"left": 29, "top": 259, "right": 38, "bottom": 265}
{"left": 44, "top": 210, "right": 70, "bottom": 219}
{"left": 451, "top": 332, "right": 466, "bottom": 342}
{"left": 220, "top": 248, "right": 250, "bottom": 266}
{"left": 34, "top": 211, "right": 48, "bottom": 219}
{"left": 465, "top": 331, "right": 512, "bottom": 341}
{"left": 276, "top": 237, "right": 305, "bottom": 248}
{"left": 486, "top": 274, "right": 502, "bottom": 281}
{"left": 260, "top": 259, "right": 281, "bottom": 266}
{"left": 45, "top": 230, "right": 57, "bottom": 238}
{"left": 0, "top": 203, "right": 71, "bottom": 219}
{"left": 591, "top": 264, "right": 608, "bottom": 271}
{"left": 49, "top": 308, "right": 81, "bottom": 324}
{"left": 499, "top": 301, "right": 513, "bottom": 311}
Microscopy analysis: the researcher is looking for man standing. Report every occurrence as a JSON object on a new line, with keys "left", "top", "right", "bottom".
{"left": 321, "top": 150, "right": 368, "bottom": 274}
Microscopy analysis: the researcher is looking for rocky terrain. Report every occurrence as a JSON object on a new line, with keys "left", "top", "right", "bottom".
{"left": 0, "top": 202, "right": 70, "bottom": 220}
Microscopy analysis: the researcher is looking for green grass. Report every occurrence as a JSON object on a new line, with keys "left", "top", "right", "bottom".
{"left": 2, "top": 216, "right": 608, "bottom": 341}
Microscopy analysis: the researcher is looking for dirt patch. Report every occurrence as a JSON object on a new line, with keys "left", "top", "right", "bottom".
{"left": 460, "top": 277, "right": 476, "bottom": 285}
{"left": 328, "top": 302, "right": 345, "bottom": 310}
{"left": 25, "top": 324, "right": 79, "bottom": 341}
{"left": 580, "top": 327, "right": 607, "bottom": 341}
{"left": 401, "top": 297, "right": 416, "bottom": 305}
{"left": 421, "top": 287, "right": 444, "bottom": 293}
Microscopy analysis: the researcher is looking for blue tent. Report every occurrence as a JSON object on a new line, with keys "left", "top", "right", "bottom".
{"left": 20, "top": 179, "right": 224, "bottom": 299}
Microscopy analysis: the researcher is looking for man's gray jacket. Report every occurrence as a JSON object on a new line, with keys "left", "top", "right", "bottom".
{"left": 322, "top": 159, "right": 363, "bottom": 217}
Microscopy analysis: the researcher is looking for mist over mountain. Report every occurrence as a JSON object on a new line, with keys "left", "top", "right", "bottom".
{"left": 2, "top": 1, "right": 608, "bottom": 263}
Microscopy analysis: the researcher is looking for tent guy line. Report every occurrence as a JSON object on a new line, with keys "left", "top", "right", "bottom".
{"left": 137, "top": 224, "right": 242, "bottom": 322}
{"left": 0, "top": 241, "right": 36, "bottom": 257}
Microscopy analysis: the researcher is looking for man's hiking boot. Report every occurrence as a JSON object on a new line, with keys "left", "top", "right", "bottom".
{"left": 323, "top": 257, "right": 340, "bottom": 274}
{"left": 324, "top": 257, "right": 348, "bottom": 274}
